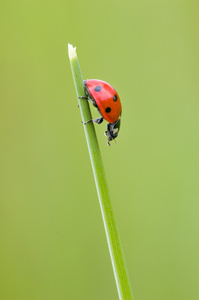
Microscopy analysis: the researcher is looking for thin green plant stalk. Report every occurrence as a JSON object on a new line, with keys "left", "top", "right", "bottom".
{"left": 68, "top": 44, "right": 134, "bottom": 300}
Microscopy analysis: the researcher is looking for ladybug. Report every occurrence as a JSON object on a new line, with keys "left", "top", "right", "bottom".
{"left": 80, "top": 79, "right": 122, "bottom": 146}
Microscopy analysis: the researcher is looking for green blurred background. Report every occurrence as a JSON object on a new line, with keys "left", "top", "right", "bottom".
{"left": 1, "top": 0, "right": 199, "bottom": 299}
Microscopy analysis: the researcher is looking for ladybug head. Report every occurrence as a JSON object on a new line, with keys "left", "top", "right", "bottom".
{"left": 105, "top": 118, "right": 121, "bottom": 146}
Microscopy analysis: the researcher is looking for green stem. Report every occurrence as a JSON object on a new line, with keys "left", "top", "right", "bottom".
{"left": 68, "top": 44, "right": 134, "bottom": 300}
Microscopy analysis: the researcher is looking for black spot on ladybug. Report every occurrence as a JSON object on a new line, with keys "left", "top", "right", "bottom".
{"left": 94, "top": 86, "right": 102, "bottom": 92}
{"left": 105, "top": 107, "right": 111, "bottom": 113}
{"left": 113, "top": 95, "right": 117, "bottom": 102}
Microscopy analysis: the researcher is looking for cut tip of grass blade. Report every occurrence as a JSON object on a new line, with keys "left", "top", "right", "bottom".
{"left": 68, "top": 43, "right": 77, "bottom": 60}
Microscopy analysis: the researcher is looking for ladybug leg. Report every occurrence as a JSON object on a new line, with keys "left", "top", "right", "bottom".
{"left": 84, "top": 117, "right": 104, "bottom": 125}
{"left": 93, "top": 117, "right": 104, "bottom": 124}
{"left": 78, "top": 96, "right": 95, "bottom": 105}
{"left": 78, "top": 96, "right": 88, "bottom": 100}
{"left": 83, "top": 119, "right": 92, "bottom": 124}
{"left": 78, "top": 96, "right": 94, "bottom": 104}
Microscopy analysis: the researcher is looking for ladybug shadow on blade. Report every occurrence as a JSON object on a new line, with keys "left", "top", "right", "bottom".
{"left": 78, "top": 79, "right": 122, "bottom": 146}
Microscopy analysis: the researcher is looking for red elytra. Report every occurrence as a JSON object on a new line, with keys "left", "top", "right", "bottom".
{"left": 84, "top": 79, "right": 122, "bottom": 124}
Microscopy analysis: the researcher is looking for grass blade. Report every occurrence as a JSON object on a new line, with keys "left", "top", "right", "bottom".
{"left": 68, "top": 43, "right": 134, "bottom": 300}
